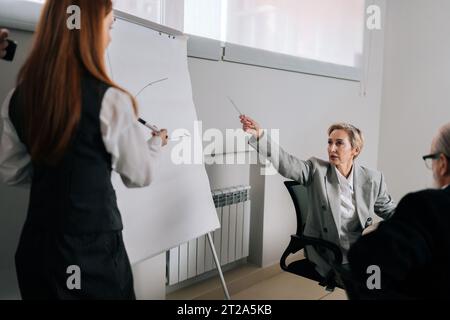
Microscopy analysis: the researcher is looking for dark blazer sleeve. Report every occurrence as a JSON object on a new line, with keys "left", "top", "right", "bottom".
{"left": 348, "top": 192, "right": 434, "bottom": 297}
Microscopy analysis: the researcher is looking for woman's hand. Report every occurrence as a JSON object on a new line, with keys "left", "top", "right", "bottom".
{"left": 152, "top": 129, "right": 169, "bottom": 147}
{"left": 0, "top": 29, "right": 10, "bottom": 59}
{"left": 362, "top": 222, "right": 380, "bottom": 236}
{"left": 240, "top": 115, "right": 263, "bottom": 139}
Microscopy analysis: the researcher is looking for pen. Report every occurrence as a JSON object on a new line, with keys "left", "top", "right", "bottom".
{"left": 138, "top": 117, "right": 190, "bottom": 141}
{"left": 227, "top": 97, "right": 243, "bottom": 116}
{"left": 138, "top": 118, "right": 159, "bottom": 132}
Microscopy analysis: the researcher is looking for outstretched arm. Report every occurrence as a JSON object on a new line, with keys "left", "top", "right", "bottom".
{"left": 240, "top": 115, "right": 314, "bottom": 185}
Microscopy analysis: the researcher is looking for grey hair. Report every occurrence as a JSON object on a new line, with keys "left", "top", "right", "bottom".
{"left": 328, "top": 123, "right": 364, "bottom": 159}
{"left": 434, "top": 122, "right": 450, "bottom": 175}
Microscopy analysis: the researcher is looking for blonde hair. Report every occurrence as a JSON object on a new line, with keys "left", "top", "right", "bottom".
{"left": 328, "top": 123, "right": 364, "bottom": 159}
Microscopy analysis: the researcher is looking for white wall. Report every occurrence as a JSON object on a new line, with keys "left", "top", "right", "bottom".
{"left": 378, "top": 0, "right": 450, "bottom": 201}
{"left": 189, "top": 0, "right": 387, "bottom": 266}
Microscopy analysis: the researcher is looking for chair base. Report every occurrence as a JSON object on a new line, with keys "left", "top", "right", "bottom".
{"left": 283, "top": 258, "right": 346, "bottom": 292}
{"left": 284, "top": 259, "right": 326, "bottom": 283}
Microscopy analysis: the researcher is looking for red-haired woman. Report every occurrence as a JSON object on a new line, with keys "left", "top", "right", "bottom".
{"left": 0, "top": 0, "right": 168, "bottom": 299}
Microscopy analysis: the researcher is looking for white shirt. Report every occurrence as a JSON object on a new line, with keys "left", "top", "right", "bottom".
{"left": 0, "top": 87, "right": 162, "bottom": 188}
{"left": 335, "top": 167, "right": 361, "bottom": 263}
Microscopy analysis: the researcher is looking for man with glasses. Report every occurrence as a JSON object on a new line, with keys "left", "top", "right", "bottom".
{"left": 346, "top": 123, "right": 450, "bottom": 299}
{"left": 423, "top": 153, "right": 450, "bottom": 185}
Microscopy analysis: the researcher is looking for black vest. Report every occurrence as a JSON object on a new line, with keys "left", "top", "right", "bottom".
{"left": 9, "top": 75, "right": 123, "bottom": 234}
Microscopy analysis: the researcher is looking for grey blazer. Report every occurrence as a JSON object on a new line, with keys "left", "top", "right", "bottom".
{"left": 249, "top": 133, "right": 396, "bottom": 277}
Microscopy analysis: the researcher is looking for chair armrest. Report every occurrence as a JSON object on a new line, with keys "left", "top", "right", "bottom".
{"left": 280, "top": 234, "right": 343, "bottom": 271}
{"left": 301, "top": 235, "right": 343, "bottom": 266}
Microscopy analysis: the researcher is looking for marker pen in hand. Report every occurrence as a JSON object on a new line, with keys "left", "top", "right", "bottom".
{"left": 138, "top": 118, "right": 170, "bottom": 140}
{"left": 1, "top": 40, "right": 17, "bottom": 61}
{"left": 138, "top": 118, "right": 159, "bottom": 132}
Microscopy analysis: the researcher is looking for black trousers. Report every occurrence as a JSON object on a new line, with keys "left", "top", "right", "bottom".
{"left": 15, "top": 225, "right": 136, "bottom": 300}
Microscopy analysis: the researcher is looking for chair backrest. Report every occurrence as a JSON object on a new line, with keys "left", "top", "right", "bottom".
{"left": 282, "top": 180, "right": 344, "bottom": 290}
{"left": 284, "top": 181, "right": 309, "bottom": 236}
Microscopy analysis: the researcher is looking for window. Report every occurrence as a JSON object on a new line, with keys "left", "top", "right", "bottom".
{"left": 27, "top": 0, "right": 365, "bottom": 75}
{"left": 27, "top": 0, "right": 164, "bottom": 23}
{"left": 27, "top": 0, "right": 184, "bottom": 31}
{"left": 114, "top": 0, "right": 163, "bottom": 24}
{"left": 184, "top": 0, "right": 365, "bottom": 67}
{"left": 115, "top": 0, "right": 185, "bottom": 31}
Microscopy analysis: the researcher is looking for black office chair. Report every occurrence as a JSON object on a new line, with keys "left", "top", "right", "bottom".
{"left": 280, "top": 181, "right": 344, "bottom": 292}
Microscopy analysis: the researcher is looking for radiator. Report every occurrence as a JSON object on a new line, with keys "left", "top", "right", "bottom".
{"left": 167, "top": 185, "right": 251, "bottom": 286}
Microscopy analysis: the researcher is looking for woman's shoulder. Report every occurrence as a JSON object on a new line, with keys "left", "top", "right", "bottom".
{"left": 357, "top": 164, "right": 384, "bottom": 182}
{"left": 100, "top": 87, "right": 136, "bottom": 129}
{"left": 309, "top": 157, "right": 330, "bottom": 168}
{"left": 102, "top": 86, "right": 132, "bottom": 103}
{"left": 101, "top": 87, "right": 134, "bottom": 111}
{"left": 81, "top": 72, "right": 109, "bottom": 90}
{"left": 308, "top": 157, "right": 330, "bottom": 175}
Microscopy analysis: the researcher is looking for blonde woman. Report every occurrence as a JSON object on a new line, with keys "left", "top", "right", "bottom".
{"left": 240, "top": 115, "right": 396, "bottom": 277}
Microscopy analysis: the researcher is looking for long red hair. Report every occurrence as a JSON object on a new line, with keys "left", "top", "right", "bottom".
{"left": 17, "top": 0, "right": 137, "bottom": 165}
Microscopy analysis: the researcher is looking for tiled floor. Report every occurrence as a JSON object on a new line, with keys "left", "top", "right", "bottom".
{"left": 167, "top": 262, "right": 348, "bottom": 300}
{"left": 231, "top": 272, "right": 348, "bottom": 300}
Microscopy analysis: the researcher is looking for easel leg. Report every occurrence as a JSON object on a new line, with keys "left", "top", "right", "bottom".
{"left": 207, "top": 233, "right": 231, "bottom": 300}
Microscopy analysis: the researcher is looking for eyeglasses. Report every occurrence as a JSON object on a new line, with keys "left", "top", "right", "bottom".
{"left": 422, "top": 153, "right": 450, "bottom": 169}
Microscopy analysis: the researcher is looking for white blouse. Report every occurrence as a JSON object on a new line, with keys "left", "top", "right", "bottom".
{"left": 335, "top": 167, "right": 361, "bottom": 264}
{"left": 0, "top": 87, "right": 162, "bottom": 188}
